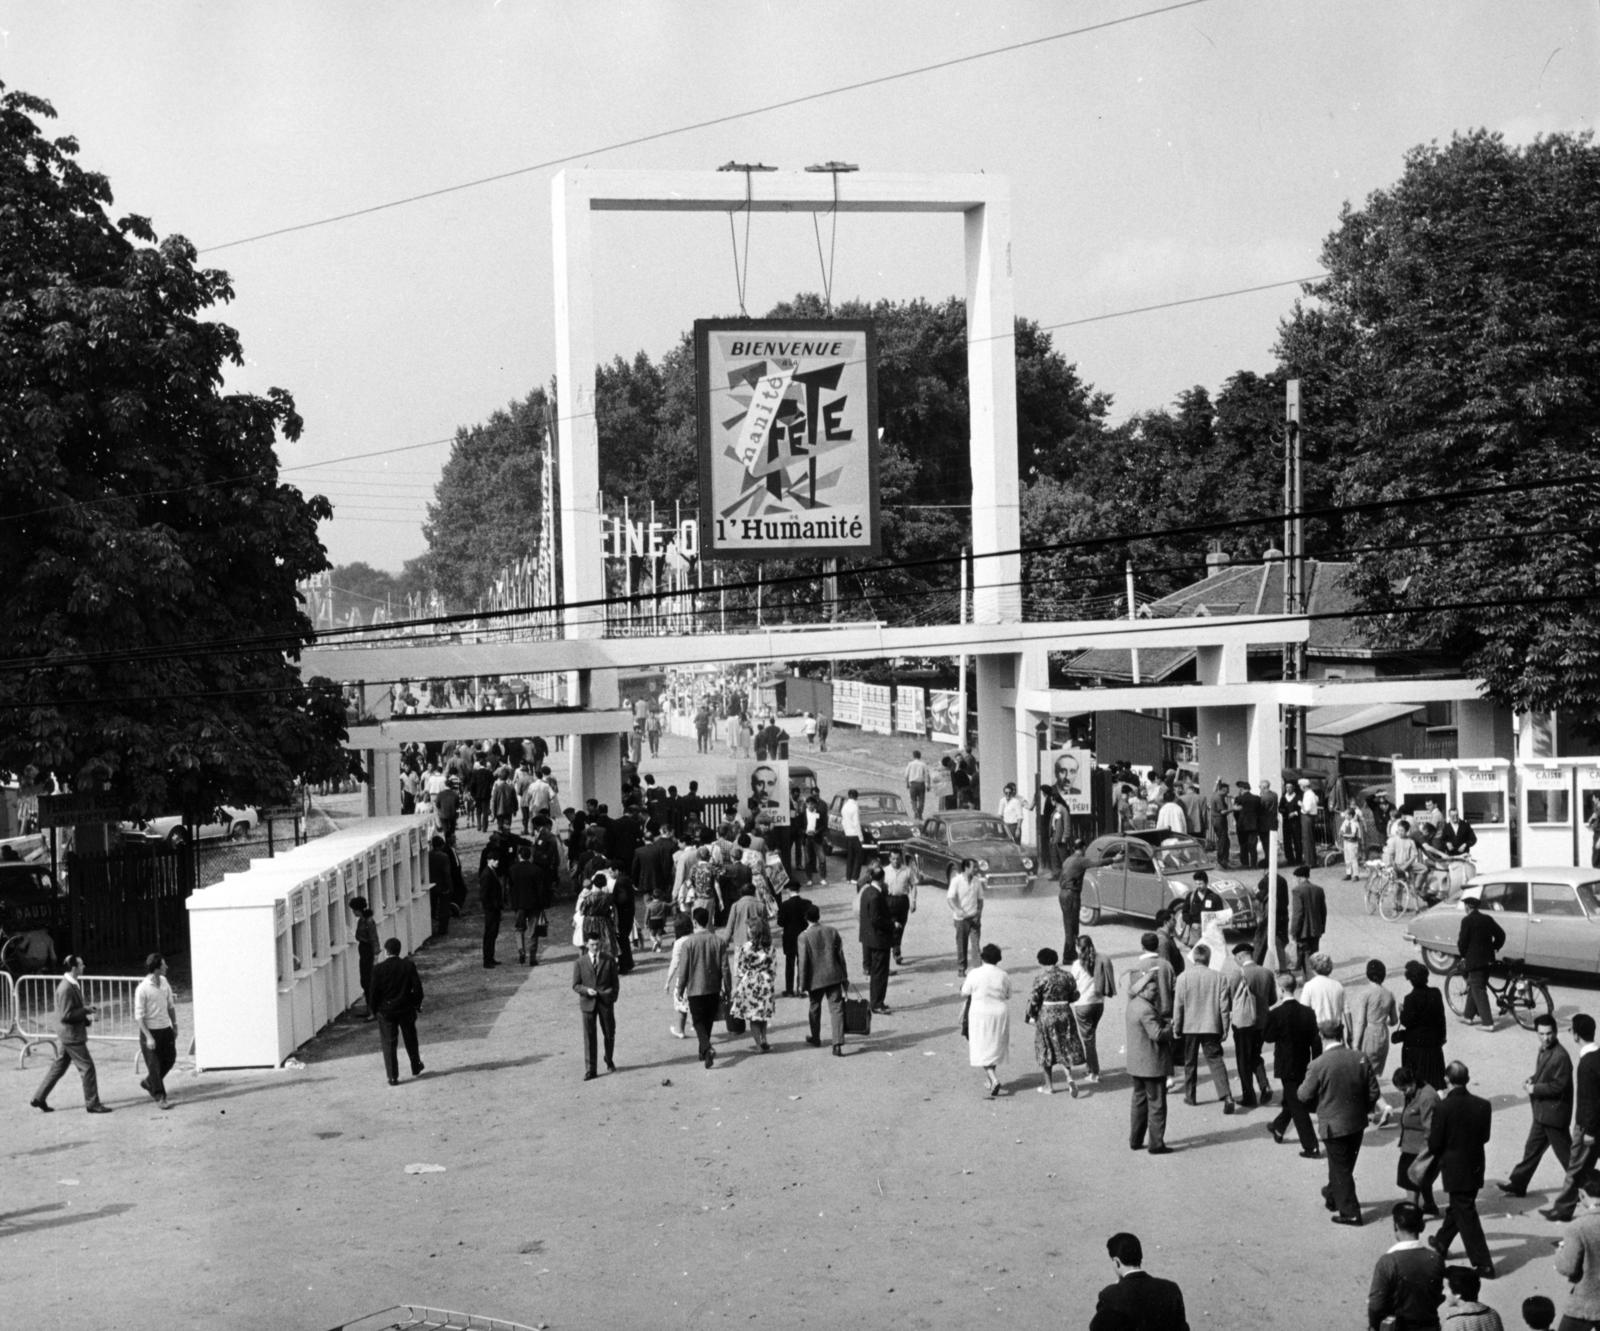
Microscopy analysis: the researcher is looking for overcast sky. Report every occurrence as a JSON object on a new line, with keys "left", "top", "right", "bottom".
{"left": 4, "top": 0, "right": 1595, "bottom": 572}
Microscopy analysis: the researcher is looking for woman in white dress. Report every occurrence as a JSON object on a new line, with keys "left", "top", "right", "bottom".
{"left": 961, "top": 943, "right": 1012, "bottom": 1097}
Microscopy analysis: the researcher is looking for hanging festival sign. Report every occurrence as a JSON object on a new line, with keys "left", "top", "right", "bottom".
{"left": 695, "top": 319, "right": 880, "bottom": 559}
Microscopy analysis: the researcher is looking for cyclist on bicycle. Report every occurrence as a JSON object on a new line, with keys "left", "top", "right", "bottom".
{"left": 1385, "top": 818, "right": 1428, "bottom": 902}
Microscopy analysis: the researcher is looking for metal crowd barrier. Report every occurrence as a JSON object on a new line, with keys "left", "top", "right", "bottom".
{"left": 4, "top": 973, "right": 149, "bottom": 1071}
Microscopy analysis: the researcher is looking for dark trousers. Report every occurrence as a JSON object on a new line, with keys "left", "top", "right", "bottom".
{"left": 1272, "top": 1075, "right": 1320, "bottom": 1152}
{"left": 140, "top": 1026, "right": 177, "bottom": 1100}
{"left": 34, "top": 1039, "right": 100, "bottom": 1108}
{"left": 1295, "top": 935, "right": 1321, "bottom": 976}
{"left": 888, "top": 896, "right": 911, "bottom": 956}
{"left": 616, "top": 905, "right": 636, "bottom": 973}
{"left": 581, "top": 1001, "right": 616, "bottom": 1075}
{"left": 1300, "top": 813, "right": 1318, "bottom": 863}
{"left": 1076, "top": 1002, "right": 1104, "bottom": 1077}
{"left": 1237, "top": 831, "right": 1259, "bottom": 869}
{"left": 909, "top": 783, "right": 926, "bottom": 819}
{"left": 808, "top": 983, "right": 845, "bottom": 1046}
{"left": 1509, "top": 1118, "right": 1572, "bottom": 1193}
{"left": 482, "top": 908, "right": 501, "bottom": 965}
{"left": 376, "top": 1010, "right": 421, "bottom": 1082}
{"left": 1130, "top": 1076, "right": 1168, "bottom": 1150}
{"left": 1058, "top": 889, "right": 1081, "bottom": 961}
{"left": 359, "top": 947, "right": 376, "bottom": 1009}
{"left": 1232, "top": 1027, "right": 1271, "bottom": 1105}
{"left": 863, "top": 945, "right": 890, "bottom": 1008}
{"left": 687, "top": 993, "right": 720, "bottom": 1062}
{"left": 1466, "top": 968, "right": 1494, "bottom": 1025}
{"left": 804, "top": 834, "right": 826, "bottom": 880}
{"left": 1548, "top": 1129, "right": 1600, "bottom": 1217}
{"left": 430, "top": 888, "right": 449, "bottom": 936}
{"left": 1182, "top": 1033, "right": 1233, "bottom": 1103}
{"left": 954, "top": 916, "right": 981, "bottom": 972}
{"left": 1436, "top": 1188, "right": 1492, "bottom": 1269}
{"left": 1322, "top": 1131, "right": 1363, "bottom": 1220}
{"left": 1284, "top": 819, "right": 1302, "bottom": 863}
{"left": 844, "top": 837, "right": 863, "bottom": 882}
{"left": 1214, "top": 822, "right": 1231, "bottom": 867}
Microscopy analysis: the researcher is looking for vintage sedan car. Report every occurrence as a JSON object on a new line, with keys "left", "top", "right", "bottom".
{"left": 1403, "top": 867, "right": 1600, "bottom": 974}
{"left": 903, "top": 811, "right": 1035, "bottom": 890}
{"left": 119, "top": 804, "right": 259, "bottom": 846}
{"left": 826, "top": 789, "right": 917, "bottom": 854}
{"left": 1078, "top": 832, "right": 1259, "bottom": 932}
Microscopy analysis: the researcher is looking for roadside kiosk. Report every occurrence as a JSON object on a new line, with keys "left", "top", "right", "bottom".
{"left": 1517, "top": 758, "right": 1583, "bottom": 867}
{"left": 1451, "top": 758, "right": 1512, "bottom": 872}
{"left": 188, "top": 818, "right": 429, "bottom": 1070}
{"left": 1393, "top": 761, "right": 1455, "bottom": 831}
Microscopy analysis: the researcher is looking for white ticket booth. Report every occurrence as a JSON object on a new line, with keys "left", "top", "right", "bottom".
{"left": 1578, "top": 764, "right": 1600, "bottom": 872}
{"left": 1518, "top": 758, "right": 1582, "bottom": 867}
{"left": 1394, "top": 761, "right": 1455, "bottom": 833}
{"left": 1451, "top": 758, "right": 1512, "bottom": 873}
{"left": 189, "top": 817, "right": 431, "bottom": 1070}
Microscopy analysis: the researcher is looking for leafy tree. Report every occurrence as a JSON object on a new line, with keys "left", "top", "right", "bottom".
{"left": 0, "top": 83, "right": 346, "bottom": 812}
{"left": 1276, "top": 130, "right": 1600, "bottom": 724}
{"left": 418, "top": 388, "right": 550, "bottom": 609}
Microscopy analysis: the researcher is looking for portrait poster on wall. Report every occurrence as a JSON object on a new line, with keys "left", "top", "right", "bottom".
{"left": 1043, "top": 748, "right": 1093, "bottom": 817}
{"left": 695, "top": 319, "right": 880, "bottom": 559}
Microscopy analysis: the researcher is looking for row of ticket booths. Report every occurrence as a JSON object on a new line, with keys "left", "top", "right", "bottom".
{"left": 187, "top": 817, "right": 432, "bottom": 1070}
{"left": 1393, "top": 758, "right": 1600, "bottom": 875}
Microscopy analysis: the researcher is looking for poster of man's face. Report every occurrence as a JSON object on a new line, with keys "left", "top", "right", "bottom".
{"left": 738, "top": 759, "right": 791, "bottom": 813}
{"left": 1045, "top": 749, "right": 1092, "bottom": 816}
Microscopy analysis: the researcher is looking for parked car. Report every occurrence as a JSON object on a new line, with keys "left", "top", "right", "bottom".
{"left": 825, "top": 790, "right": 917, "bottom": 854}
{"left": 1078, "top": 831, "right": 1259, "bottom": 932}
{"left": 1403, "top": 867, "right": 1600, "bottom": 975}
{"left": 903, "top": 811, "right": 1035, "bottom": 890}
{"left": 119, "top": 805, "right": 259, "bottom": 846}
{"left": 0, "top": 858, "right": 69, "bottom": 974}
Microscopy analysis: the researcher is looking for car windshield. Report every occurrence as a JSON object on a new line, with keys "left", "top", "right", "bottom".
{"left": 859, "top": 795, "right": 906, "bottom": 813}
{"left": 1156, "top": 844, "right": 1208, "bottom": 872}
{"left": 953, "top": 817, "right": 1009, "bottom": 841}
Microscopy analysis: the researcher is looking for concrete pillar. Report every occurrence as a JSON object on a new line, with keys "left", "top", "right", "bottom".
{"left": 368, "top": 750, "right": 403, "bottom": 818}
{"left": 1195, "top": 704, "right": 1278, "bottom": 793}
{"left": 1458, "top": 699, "right": 1514, "bottom": 759}
{"left": 975, "top": 654, "right": 1016, "bottom": 811}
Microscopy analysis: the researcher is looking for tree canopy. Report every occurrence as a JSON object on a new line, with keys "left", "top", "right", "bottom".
{"left": 0, "top": 83, "right": 347, "bottom": 813}
{"left": 1277, "top": 130, "right": 1600, "bottom": 723}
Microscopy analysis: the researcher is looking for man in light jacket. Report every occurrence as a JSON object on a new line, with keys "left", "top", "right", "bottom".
{"left": 1173, "top": 942, "right": 1235, "bottom": 1114}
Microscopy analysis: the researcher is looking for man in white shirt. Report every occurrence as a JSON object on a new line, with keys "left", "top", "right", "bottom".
{"left": 997, "top": 783, "right": 1030, "bottom": 843}
{"left": 904, "top": 751, "right": 932, "bottom": 820}
{"left": 840, "top": 790, "right": 864, "bottom": 882}
{"left": 1155, "top": 794, "right": 1187, "bottom": 836}
{"left": 1301, "top": 952, "right": 1347, "bottom": 1038}
{"left": 134, "top": 952, "right": 179, "bottom": 1110}
{"left": 1298, "top": 780, "right": 1321, "bottom": 866}
{"left": 947, "top": 858, "right": 984, "bottom": 974}
{"left": 884, "top": 847, "right": 917, "bottom": 965}
{"left": 528, "top": 768, "right": 555, "bottom": 820}
{"left": 1384, "top": 819, "right": 1423, "bottom": 892}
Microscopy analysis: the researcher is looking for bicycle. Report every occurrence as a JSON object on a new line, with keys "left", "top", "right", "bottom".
{"left": 1378, "top": 872, "right": 1431, "bottom": 922}
{"left": 1443, "top": 958, "right": 1554, "bottom": 1030}
{"left": 1362, "top": 862, "right": 1395, "bottom": 915}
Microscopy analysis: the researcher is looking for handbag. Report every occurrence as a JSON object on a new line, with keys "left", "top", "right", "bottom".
{"left": 533, "top": 911, "right": 548, "bottom": 938}
{"left": 843, "top": 986, "right": 873, "bottom": 1035}
{"left": 1406, "top": 1150, "right": 1435, "bottom": 1188}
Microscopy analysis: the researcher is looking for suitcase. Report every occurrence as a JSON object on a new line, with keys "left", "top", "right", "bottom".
{"left": 843, "top": 990, "right": 872, "bottom": 1036}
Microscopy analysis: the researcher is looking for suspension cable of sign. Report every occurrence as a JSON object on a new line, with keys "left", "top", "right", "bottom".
{"left": 806, "top": 161, "right": 857, "bottom": 315}
{"left": 717, "top": 161, "right": 776, "bottom": 317}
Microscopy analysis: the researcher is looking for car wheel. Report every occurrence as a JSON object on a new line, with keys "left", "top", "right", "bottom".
{"left": 230, "top": 822, "right": 251, "bottom": 841}
{"left": 1078, "top": 900, "right": 1101, "bottom": 926}
{"left": 1420, "top": 947, "right": 1456, "bottom": 976}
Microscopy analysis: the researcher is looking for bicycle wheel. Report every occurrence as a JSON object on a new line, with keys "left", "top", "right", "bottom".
{"left": 1363, "top": 868, "right": 1384, "bottom": 915}
{"left": 1509, "top": 978, "right": 1554, "bottom": 1031}
{"left": 1443, "top": 968, "right": 1471, "bottom": 1018}
{"left": 1378, "top": 882, "right": 1406, "bottom": 922}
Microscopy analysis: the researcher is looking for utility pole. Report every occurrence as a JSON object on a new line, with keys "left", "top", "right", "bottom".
{"left": 1283, "top": 379, "right": 1306, "bottom": 768}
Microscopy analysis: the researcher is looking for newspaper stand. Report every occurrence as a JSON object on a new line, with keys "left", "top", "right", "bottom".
{"left": 188, "top": 818, "right": 429, "bottom": 1070}
{"left": 1450, "top": 758, "right": 1512, "bottom": 872}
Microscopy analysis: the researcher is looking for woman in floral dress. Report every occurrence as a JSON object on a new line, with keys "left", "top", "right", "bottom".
{"left": 1024, "top": 947, "right": 1084, "bottom": 1096}
{"left": 728, "top": 919, "right": 777, "bottom": 1052}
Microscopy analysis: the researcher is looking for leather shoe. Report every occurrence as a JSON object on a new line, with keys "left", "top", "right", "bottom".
{"left": 29, "top": 1099, "right": 52, "bottom": 1113}
{"left": 1331, "top": 1215, "right": 1363, "bottom": 1227}
{"left": 1182, "top": 1095, "right": 1198, "bottom": 1107}
{"left": 832, "top": 1045, "right": 844, "bottom": 1057}
{"left": 1268, "top": 1125, "right": 1285, "bottom": 1144}
{"left": 871, "top": 1005, "right": 893, "bottom": 1015}
{"left": 1496, "top": 1182, "right": 1525, "bottom": 1197}
{"left": 412, "top": 1063, "right": 425, "bottom": 1077}
{"left": 388, "top": 1078, "right": 399, "bottom": 1086}
{"left": 805, "top": 1036, "right": 822, "bottom": 1047}
{"left": 1541, "top": 1207, "right": 1573, "bottom": 1223}
{"left": 1429, "top": 1237, "right": 1450, "bottom": 1257}
{"left": 1475, "top": 1264, "right": 1497, "bottom": 1281}
{"left": 604, "top": 1059, "right": 616, "bottom": 1072}
{"left": 86, "top": 1103, "right": 112, "bottom": 1114}
{"left": 1147, "top": 1145, "right": 1173, "bottom": 1156}
{"left": 583, "top": 1071, "right": 598, "bottom": 1081}
{"left": 1222, "top": 1099, "right": 1237, "bottom": 1115}
{"left": 1299, "top": 1149, "right": 1322, "bottom": 1159}
{"left": 1259, "top": 1088, "right": 1273, "bottom": 1105}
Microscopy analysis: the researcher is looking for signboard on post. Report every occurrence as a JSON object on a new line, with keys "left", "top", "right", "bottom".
{"left": 695, "top": 319, "right": 880, "bottom": 559}
{"left": 35, "top": 791, "right": 123, "bottom": 829}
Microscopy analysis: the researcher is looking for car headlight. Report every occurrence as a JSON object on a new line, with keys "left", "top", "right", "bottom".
{"left": 1021, "top": 857, "right": 1035, "bottom": 871}
{"left": 977, "top": 858, "right": 990, "bottom": 872}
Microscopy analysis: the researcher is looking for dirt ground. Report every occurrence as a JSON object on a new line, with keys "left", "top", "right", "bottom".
{"left": 5, "top": 731, "right": 1592, "bottom": 1329}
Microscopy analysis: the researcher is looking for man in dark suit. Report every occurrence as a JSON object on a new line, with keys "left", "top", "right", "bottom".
{"left": 1457, "top": 896, "right": 1506, "bottom": 1029}
{"left": 1264, "top": 972, "right": 1323, "bottom": 1155}
{"left": 1231, "top": 780, "right": 1262, "bottom": 869}
{"left": 1091, "top": 1231, "right": 1188, "bottom": 1331}
{"left": 797, "top": 904, "right": 850, "bottom": 1055}
{"left": 1253, "top": 869, "right": 1290, "bottom": 967}
{"left": 858, "top": 867, "right": 894, "bottom": 1015}
{"left": 1500, "top": 1012, "right": 1572, "bottom": 1197}
{"left": 1545, "top": 1013, "right": 1600, "bottom": 1222}
{"left": 370, "top": 937, "right": 425, "bottom": 1086}
{"left": 1429, "top": 1060, "right": 1495, "bottom": 1277}
{"left": 1280, "top": 780, "right": 1303, "bottom": 863}
{"left": 1437, "top": 808, "right": 1477, "bottom": 858}
{"left": 1298, "top": 1018, "right": 1380, "bottom": 1223}
{"left": 1208, "top": 779, "right": 1233, "bottom": 869}
{"left": 674, "top": 907, "right": 726, "bottom": 1069}
{"left": 1257, "top": 779, "right": 1280, "bottom": 867}
{"left": 776, "top": 882, "right": 814, "bottom": 996}
{"left": 1288, "top": 865, "right": 1327, "bottom": 977}
{"left": 30, "top": 955, "right": 110, "bottom": 1113}
{"left": 571, "top": 931, "right": 620, "bottom": 1080}
{"left": 479, "top": 853, "right": 504, "bottom": 968}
